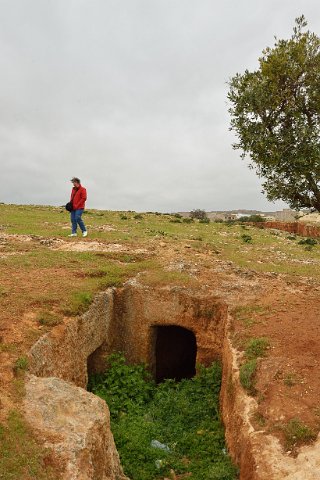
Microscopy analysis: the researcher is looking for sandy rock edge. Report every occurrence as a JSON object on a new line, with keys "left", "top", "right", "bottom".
{"left": 221, "top": 314, "right": 320, "bottom": 480}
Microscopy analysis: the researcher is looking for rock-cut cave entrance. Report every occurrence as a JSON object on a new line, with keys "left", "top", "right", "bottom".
{"left": 154, "top": 326, "right": 197, "bottom": 383}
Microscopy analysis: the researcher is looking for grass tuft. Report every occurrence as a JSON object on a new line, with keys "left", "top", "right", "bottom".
{"left": 239, "top": 359, "right": 257, "bottom": 394}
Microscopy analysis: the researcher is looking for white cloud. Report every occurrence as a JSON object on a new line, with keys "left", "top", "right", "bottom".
{"left": 0, "top": 0, "right": 319, "bottom": 212}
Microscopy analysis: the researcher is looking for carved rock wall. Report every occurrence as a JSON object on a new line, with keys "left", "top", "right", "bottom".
{"left": 28, "top": 290, "right": 114, "bottom": 388}
{"left": 90, "top": 283, "right": 228, "bottom": 375}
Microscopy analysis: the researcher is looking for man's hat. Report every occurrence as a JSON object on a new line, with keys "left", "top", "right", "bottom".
{"left": 71, "top": 177, "right": 80, "bottom": 183}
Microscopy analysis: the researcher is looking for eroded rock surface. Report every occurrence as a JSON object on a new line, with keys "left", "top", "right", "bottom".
{"left": 28, "top": 291, "right": 114, "bottom": 387}
{"left": 24, "top": 375, "right": 127, "bottom": 480}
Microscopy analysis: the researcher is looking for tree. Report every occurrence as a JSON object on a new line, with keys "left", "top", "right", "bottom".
{"left": 228, "top": 16, "right": 320, "bottom": 212}
{"left": 190, "top": 209, "right": 207, "bottom": 220}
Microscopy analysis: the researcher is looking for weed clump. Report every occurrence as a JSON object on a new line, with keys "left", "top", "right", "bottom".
{"left": 283, "top": 418, "right": 316, "bottom": 449}
{"left": 245, "top": 337, "right": 269, "bottom": 359}
{"left": 298, "top": 238, "right": 317, "bottom": 246}
{"left": 241, "top": 234, "right": 252, "bottom": 243}
{"left": 89, "top": 354, "right": 238, "bottom": 480}
{"left": 37, "top": 311, "right": 62, "bottom": 327}
{"left": 13, "top": 356, "right": 28, "bottom": 373}
{"left": 239, "top": 359, "right": 257, "bottom": 394}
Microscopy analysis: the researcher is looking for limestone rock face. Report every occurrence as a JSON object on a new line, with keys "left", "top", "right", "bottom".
{"left": 24, "top": 375, "right": 127, "bottom": 480}
{"left": 28, "top": 291, "right": 114, "bottom": 388}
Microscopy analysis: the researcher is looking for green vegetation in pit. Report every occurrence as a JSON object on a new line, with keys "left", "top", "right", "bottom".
{"left": 88, "top": 354, "right": 238, "bottom": 480}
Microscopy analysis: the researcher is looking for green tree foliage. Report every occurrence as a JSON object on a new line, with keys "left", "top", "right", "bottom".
{"left": 228, "top": 16, "right": 320, "bottom": 211}
{"left": 190, "top": 209, "right": 208, "bottom": 220}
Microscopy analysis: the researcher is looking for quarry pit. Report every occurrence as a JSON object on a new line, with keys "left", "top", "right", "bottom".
{"left": 26, "top": 282, "right": 320, "bottom": 480}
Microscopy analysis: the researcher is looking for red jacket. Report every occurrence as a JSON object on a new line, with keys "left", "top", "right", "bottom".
{"left": 71, "top": 185, "right": 87, "bottom": 210}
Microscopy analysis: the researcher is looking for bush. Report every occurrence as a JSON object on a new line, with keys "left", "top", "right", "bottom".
{"left": 183, "top": 218, "right": 193, "bottom": 223}
{"left": 134, "top": 214, "right": 143, "bottom": 220}
{"left": 199, "top": 217, "right": 210, "bottom": 224}
{"left": 298, "top": 238, "right": 317, "bottom": 246}
{"left": 283, "top": 418, "right": 316, "bottom": 448}
{"left": 190, "top": 209, "right": 207, "bottom": 220}
{"left": 240, "top": 359, "right": 257, "bottom": 394}
{"left": 13, "top": 356, "right": 29, "bottom": 374}
{"left": 241, "top": 234, "right": 252, "bottom": 243}
{"left": 245, "top": 337, "right": 269, "bottom": 359}
{"left": 239, "top": 215, "right": 266, "bottom": 223}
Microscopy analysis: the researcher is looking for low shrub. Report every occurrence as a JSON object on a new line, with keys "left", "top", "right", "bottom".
{"left": 239, "top": 359, "right": 257, "bottom": 394}
{"left": 283, "top": 418, "right": 316, "bottom": 449}
{"left": 239, "top": 215, "right": 266, "bottom": 223}
{"left": 298, "top": 238, "right": 317, "bottom": 246}
{"left": 245, "top": 337, "right": 269, "bottom": 359}
{"left": 37, "top": 311, "right": 62, "bottom": 327}
{"left": 241, "top": 234, "right": 252, "bottom": 243}
{"left": 13, "top": 356, "right": 28, "bottom": 374}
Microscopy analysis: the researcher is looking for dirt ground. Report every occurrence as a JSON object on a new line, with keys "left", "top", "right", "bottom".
{"left": 1, "top": 230, "right": 320, "bottom": 458}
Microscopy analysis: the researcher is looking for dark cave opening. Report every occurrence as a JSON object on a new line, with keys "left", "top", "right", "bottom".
{"left": 154, "top": 325, "right": 197, "bottom": 383}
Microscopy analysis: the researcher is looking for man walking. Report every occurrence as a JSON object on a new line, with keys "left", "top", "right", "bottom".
{"left": 68, "top": 177, "right": 88, "bottom": 237}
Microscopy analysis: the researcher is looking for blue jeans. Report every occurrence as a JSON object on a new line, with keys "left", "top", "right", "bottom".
{"left": 70, "top": 209, "right": 86, "bottom": 234}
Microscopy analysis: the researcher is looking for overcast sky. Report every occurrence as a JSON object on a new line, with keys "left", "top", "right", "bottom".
{"left": 1, "top": 0, "right": 319, "bottom": 212}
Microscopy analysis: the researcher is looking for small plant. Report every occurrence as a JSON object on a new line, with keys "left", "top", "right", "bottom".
{"left": 183, "top": 217, "right": 193, "bottom": 223}
{"left": 298, "top": 238, "right": 317, "bottom": 246}
{"left": 133, "top": 214, "right": 143, "bottom": 220}
{"left": 199, "top": 217, "right": 210, "bottom": 224}
{"left": 240, "top": 359, "right": 257, "bottom": 394}
{"left": 283, "top": 373, "right": 299, "bottom": 387}
{"left": 287, "top": 235, "right": 296, "bottom": 240}
{"left": 170, "top": 218, "right": 182, "bottom": 223}
{"left": 37, "top": 311, "right": 62, "bottom": 327}
{"left": 173, "top": 213, "right": 182, "bottom": 218}
{"left": 13, "top": 356, "right": 28, "bottom": 373}
{"left": 64, "top": 291, "right": 93, "bottom": 315}
{"left": 120, "top": 214, "right": 128, "bottom": 220}
{"left": 283, "top": 418, "right": 316, "bottom": 449}
{"left": 241, "top": 234, "right": 252, "bottom": 243}
{"left": 245, "top": 337, "right": 269, "bottom": 359}
{"left": 253, "top": 411, "right": 266, "bottom": 427}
